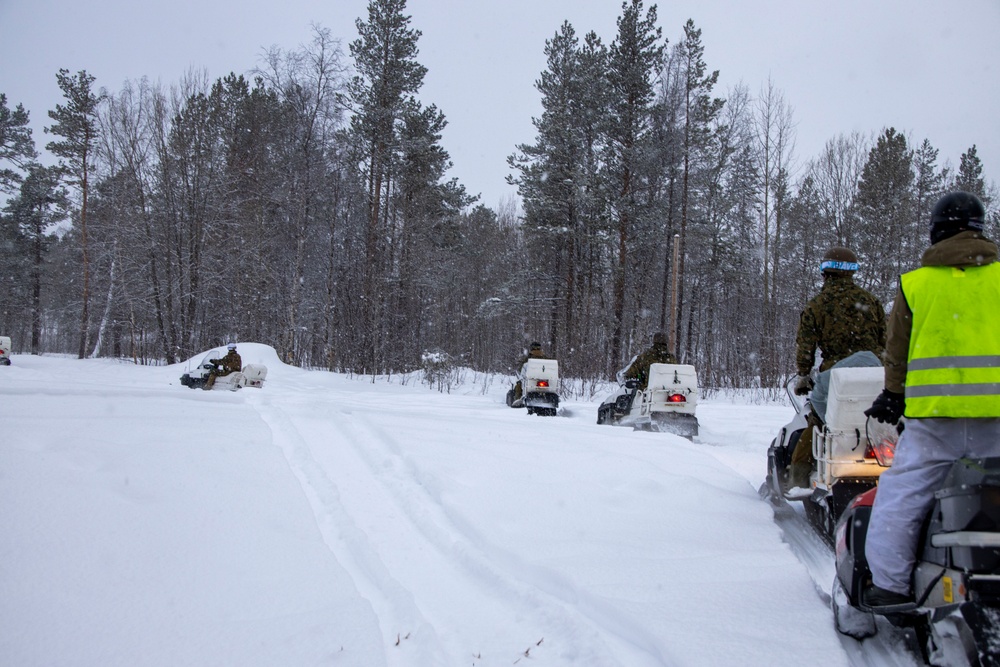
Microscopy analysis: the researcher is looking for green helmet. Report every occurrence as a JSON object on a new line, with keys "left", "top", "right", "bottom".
{"left": 820, "top": 246, "right": 859, "bottom": 274}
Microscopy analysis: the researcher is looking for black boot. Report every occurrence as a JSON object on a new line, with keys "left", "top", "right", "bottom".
{"left": 784, "top": 463, "right": 812, "bottom": 498}
{"left": 863, "top": 584, "right": 912, "bottom": 607}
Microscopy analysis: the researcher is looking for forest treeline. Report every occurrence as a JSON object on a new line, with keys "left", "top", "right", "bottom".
{"left": 1, "top": 0, "right": 996, "bottom": 389}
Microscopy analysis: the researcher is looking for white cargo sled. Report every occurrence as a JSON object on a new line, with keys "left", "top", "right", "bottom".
{"left": 179, "top": 348, "right": 267, "bottom": 391}
{"left": 597, "top": 363, "right": 700, "bottom": 438}
{"left": 506, "top": 358, "right": 560, "bottom": 416}
{"left": 0, "top": 336, "right": 10, "bottom": 366}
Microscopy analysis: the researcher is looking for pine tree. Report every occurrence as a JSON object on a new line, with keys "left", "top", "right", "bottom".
{"left": 605, "top": 0, "right": 665, "bottom": 371}
{"left": 854, "top": 127, "right": 915, "bottom": 302}
{"left": 4, "top": 165, "right": 68, "bottom": 352}
{"left": 508, "top": 21, "right": 608, "bottom": 372}
{"left": 347, "top": 0, "right": 428, "bottom": 373}
{"left": 912, "top": 139, "right": 944, "bottom": 224}
{"left": 675, "top": 20, "right": 724, "bottom": 361}
{"left": 954, "top": 144, "right": 988, "bottom": 204}
{"left": 0, "top": 94, "right": 37, "bottom": 193}
{"left": 46, "top": 69, "right": 103, "bottom": 358}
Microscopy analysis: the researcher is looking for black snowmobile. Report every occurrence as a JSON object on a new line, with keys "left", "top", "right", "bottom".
{"left": 505, "top": 357, "right": 560, "bottom": 416}
{"left": 832, "top": 457, "right": 1000, "bottom": 666}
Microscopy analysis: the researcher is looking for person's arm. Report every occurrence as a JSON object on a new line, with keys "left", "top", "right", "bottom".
{"left": 795, "top": 304, "right": 819, "bottom": 375}
{"left": 883, "top": 286, "right": 912, "bottom": 394}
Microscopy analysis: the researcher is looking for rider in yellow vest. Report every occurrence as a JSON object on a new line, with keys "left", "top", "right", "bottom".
{"left": 863, "top": 191, "right": 1000, "bottom": 607}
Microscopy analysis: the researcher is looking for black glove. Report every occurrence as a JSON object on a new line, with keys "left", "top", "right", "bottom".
{"left": 865, "top": 389, "right": 905, "bottom": 425}
{"left": 794, "top": 375, "right": 814, "bottom": 396}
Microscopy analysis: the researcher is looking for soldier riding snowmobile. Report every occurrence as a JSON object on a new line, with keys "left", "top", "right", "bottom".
{"left": 597, "top": 332, "right": 699, "bottom": 438}
{"left": 179, "top": 343, "right": 267, "bottom": 391}
{"left": 833, "top": 457, "right": 1000, "bottom": 665}
{"left": 788, "top": 246, "right": 886, "bottom": 491}
{"left": 506, "top": 342, "right": 560, "bottom": 416}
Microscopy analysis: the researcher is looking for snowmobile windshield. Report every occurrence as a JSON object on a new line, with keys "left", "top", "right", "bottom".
{"left": 785, "top": 375, "right": 809, "bottom": 414}
{"left": 197, "top": 349, "right": 226, "bottom": 368}
{"left": 615, "top": 355, "right": 639, "bottom": 384}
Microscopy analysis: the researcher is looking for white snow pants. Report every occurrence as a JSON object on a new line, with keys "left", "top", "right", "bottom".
{"left": 866, "top": 417, "right": 1000, "bottom": 594}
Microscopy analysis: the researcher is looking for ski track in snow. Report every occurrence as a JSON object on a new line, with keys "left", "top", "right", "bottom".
{"left": 251, "top": 393, "right": 445, "bottom": 665}
{"left": 250, "top": 383, "right": 675, "bottom": 666}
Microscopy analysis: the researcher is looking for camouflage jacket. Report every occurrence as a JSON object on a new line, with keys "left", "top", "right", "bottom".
{"left": 212, "top": 350, "right": 242, "bottom": 375}
{"left": 624, "top": 343, "right": 677, "bottom": 389}
{"left": 515, "top": 347, "right": 547, "bottom": 373}
{"left": 796, "top": 274, "right": 886, "bottom": 376}
{"left": 883, "top": 232, "right": 999, "bottom": 393}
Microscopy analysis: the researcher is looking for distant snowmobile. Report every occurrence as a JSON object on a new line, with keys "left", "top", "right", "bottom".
{"left": 762, "top": 366, "right": 894, "bottom": 539}
{"left": 0, "top": 336, "right": 10, "bottom": 366}
{"left": 179, "top": 348, "right": 267, "bottom": 391}
{"left": 506, "top": 358, "right": 560, "bottom": 416}
{"left": 833, "top": 458, "right": 1000, "bottom": 666}
{"left": 596, "top": 363, "right": 699, "bottom": 438}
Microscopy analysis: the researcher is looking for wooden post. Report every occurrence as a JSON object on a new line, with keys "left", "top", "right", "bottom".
{"left": 669, "top": 234, "right": 680, "bottom": 357}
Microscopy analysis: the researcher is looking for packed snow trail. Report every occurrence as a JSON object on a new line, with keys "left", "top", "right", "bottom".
{"left": 698, "top": 399, "right": 926, "bottom": 666}
{"left": 251, "top": 381, "right": 682, "bottom": 665}
{"left": 757, "top": 487, "right": 923, "bottom": 666}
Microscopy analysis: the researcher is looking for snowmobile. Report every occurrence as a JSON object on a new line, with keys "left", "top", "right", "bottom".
{"left": 596, "top": 363, "right": 700, "bottom": 438}
{"left": 0, "top": 336, "right": 10, "bottom": 366}
{"left": 832, "top": 457, "right": 1000, "bottom": 666}
{"left": 762, "top": 366, "right": 893, "bottom": 539}
{"left": 179, "top": 348, "right": 267, "bottom": 391}
{"left": 505, "top": 358, "right": 560, "bottom": 416}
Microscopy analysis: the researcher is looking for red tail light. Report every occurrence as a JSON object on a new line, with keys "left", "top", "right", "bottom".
{"left": 864, "top": 436, "right": 897, "bottom": 467}
{"left": 537, "top": 380, "right": 549, "bottom": 388}
{"left": 667, "top": 393, "right": 686, "bottom": 403}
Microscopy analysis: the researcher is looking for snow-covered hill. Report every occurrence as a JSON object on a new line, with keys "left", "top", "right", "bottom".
{"left": 1, "top": 349, "right": 917, "bottom": 666}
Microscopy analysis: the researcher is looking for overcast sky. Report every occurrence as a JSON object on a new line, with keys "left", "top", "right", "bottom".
{"left": 1, "top": 0, "right": 998, "bottom": 207}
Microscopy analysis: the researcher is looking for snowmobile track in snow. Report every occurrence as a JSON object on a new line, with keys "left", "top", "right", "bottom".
{"left": 761, "top": 487, "right": 924, "bottom": 667}
{"left": 251, "top": 391, "right": 678, "bottom": 666}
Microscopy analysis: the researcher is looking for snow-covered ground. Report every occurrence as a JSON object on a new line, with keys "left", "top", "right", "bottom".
{"left": 1, "top": 345, "right": 920, "bottom": 666}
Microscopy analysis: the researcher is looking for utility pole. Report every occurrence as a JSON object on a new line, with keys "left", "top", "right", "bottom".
{"left": 669, "top": 234, "right": 680, "bottom": 358}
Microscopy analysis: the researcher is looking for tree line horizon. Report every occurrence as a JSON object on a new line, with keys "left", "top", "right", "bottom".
{"left": 1, "top": 0, "right": 996, "bottom": 391}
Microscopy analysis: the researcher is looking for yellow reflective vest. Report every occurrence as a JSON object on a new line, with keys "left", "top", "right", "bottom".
{"left": 901, "top": 262, "right": 1000, "bottom": 418}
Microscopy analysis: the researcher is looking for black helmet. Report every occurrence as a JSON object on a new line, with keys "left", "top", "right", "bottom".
{"left": 652, "top": 331, "right": 668, "bottom": 346}
{"left": 529, "top": 341, "right": 541, "bottom": 350}
{"left": 930, "top": 191, "right": 986, "bottom": 244}
{"left": 820, "top": 246, "right": 859, "bottom": 274}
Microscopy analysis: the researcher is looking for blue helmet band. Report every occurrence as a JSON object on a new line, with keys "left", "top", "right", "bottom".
{"left": 820, "top": 260, "right": 859, "bottom": 272}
